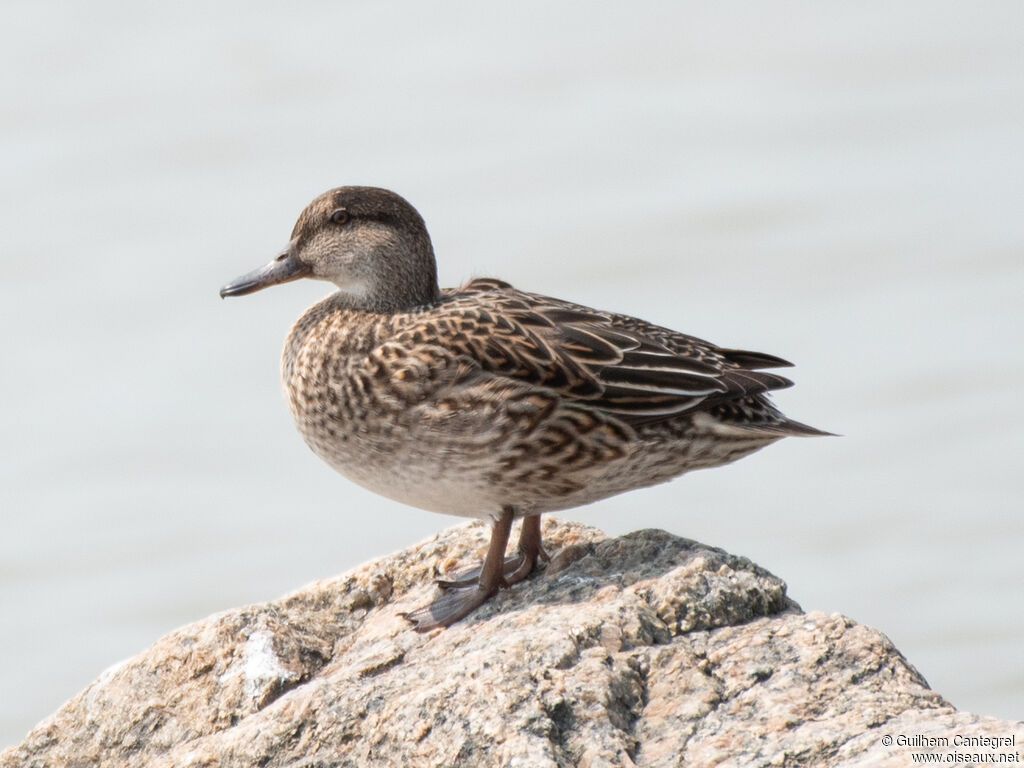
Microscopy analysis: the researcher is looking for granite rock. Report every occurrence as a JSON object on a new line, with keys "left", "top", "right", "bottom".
{"left": 2, "top": 519, "right": 1020, "bottom": 767}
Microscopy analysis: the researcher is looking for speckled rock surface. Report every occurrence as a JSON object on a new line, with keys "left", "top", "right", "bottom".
{"left": 3, "top": 519, "right": 1021, "bottom": 767}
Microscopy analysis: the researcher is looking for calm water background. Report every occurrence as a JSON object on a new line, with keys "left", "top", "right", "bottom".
{"left": 2, "top": 1, "right": 1022, "bottom": 747}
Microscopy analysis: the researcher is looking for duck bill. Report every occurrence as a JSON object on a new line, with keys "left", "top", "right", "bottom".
{"left": 220, "top": 240, "right": 311, "bottom": 298}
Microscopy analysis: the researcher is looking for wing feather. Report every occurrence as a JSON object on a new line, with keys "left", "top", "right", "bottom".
{"left": 395, "top": 279, "right": 795, "bottom": 424}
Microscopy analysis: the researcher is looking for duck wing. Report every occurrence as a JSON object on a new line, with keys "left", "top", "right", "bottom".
{"left": 400, "top": 278, "right": 795, "bottom": 425}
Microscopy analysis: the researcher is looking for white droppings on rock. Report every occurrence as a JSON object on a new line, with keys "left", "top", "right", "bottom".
{"left": 220, "top": 629, "right": 295, "bottom": 702}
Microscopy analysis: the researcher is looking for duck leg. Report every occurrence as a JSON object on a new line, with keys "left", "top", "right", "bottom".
{"left": 505, "top": 514, "right": 548, "bottom": 585}
{"left": 435, "top": 514, "right": 548, "bottom": 590}
{"left": 404, "top": 507, "right": 515, "bottom": 631}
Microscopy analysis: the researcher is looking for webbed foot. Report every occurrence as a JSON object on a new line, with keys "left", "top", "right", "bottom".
{"left": 405, "top": 511, "right": 547, "bottom": 631}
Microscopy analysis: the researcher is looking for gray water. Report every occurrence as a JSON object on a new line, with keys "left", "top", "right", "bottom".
{"left": 2, "top": 0, "right": 1022, "bottom": 748}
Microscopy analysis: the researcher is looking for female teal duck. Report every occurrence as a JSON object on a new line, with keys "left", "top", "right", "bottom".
{"left": 221, "top": 186, "right": 827, "bottom": 631}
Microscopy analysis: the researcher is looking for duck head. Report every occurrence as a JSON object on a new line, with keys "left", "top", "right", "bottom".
{"left": 220, "top": 186, "right": 441, "bottom": 312}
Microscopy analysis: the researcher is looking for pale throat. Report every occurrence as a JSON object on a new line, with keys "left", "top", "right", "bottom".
{"left": 330, "top": 275, "right": 372, "bottom": 301}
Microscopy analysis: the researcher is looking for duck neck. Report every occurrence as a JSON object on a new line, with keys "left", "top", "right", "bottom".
{"left": 338, "top": 238, "right": 441, "bottom": 314}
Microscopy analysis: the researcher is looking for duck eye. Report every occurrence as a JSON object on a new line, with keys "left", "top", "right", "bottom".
{"left": 330, "top": 208, "right": 350, "bottom": 225}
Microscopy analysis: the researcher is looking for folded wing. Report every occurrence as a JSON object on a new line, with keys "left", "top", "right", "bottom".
{"left": 400, "top": 278, "right": 798, "bottom": 426}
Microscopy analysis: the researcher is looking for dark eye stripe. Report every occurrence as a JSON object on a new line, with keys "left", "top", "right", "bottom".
{"left": 328, "top": 208, "right": 401, "bottom": 227}
{"left": 357, "top": 211, "right": 397, "bottom": 225}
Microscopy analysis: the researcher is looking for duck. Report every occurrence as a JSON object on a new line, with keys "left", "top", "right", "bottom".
{"left": 220, "top": 186, "right": 828, "bottom": 631}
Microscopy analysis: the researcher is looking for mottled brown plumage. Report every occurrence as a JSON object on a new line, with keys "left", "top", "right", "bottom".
{"left": 221, "top": 186, "right": 827, "bottom": 630}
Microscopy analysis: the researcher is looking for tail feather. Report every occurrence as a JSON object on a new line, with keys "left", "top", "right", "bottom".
{"left": 718, "top": 348, "right": 794, "bottom": 370}
{"left": 762, "top": 418, "right": 837, "bottom": 437}
{"left": 706, "top": 395, "right": 836, "bottom": 437}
